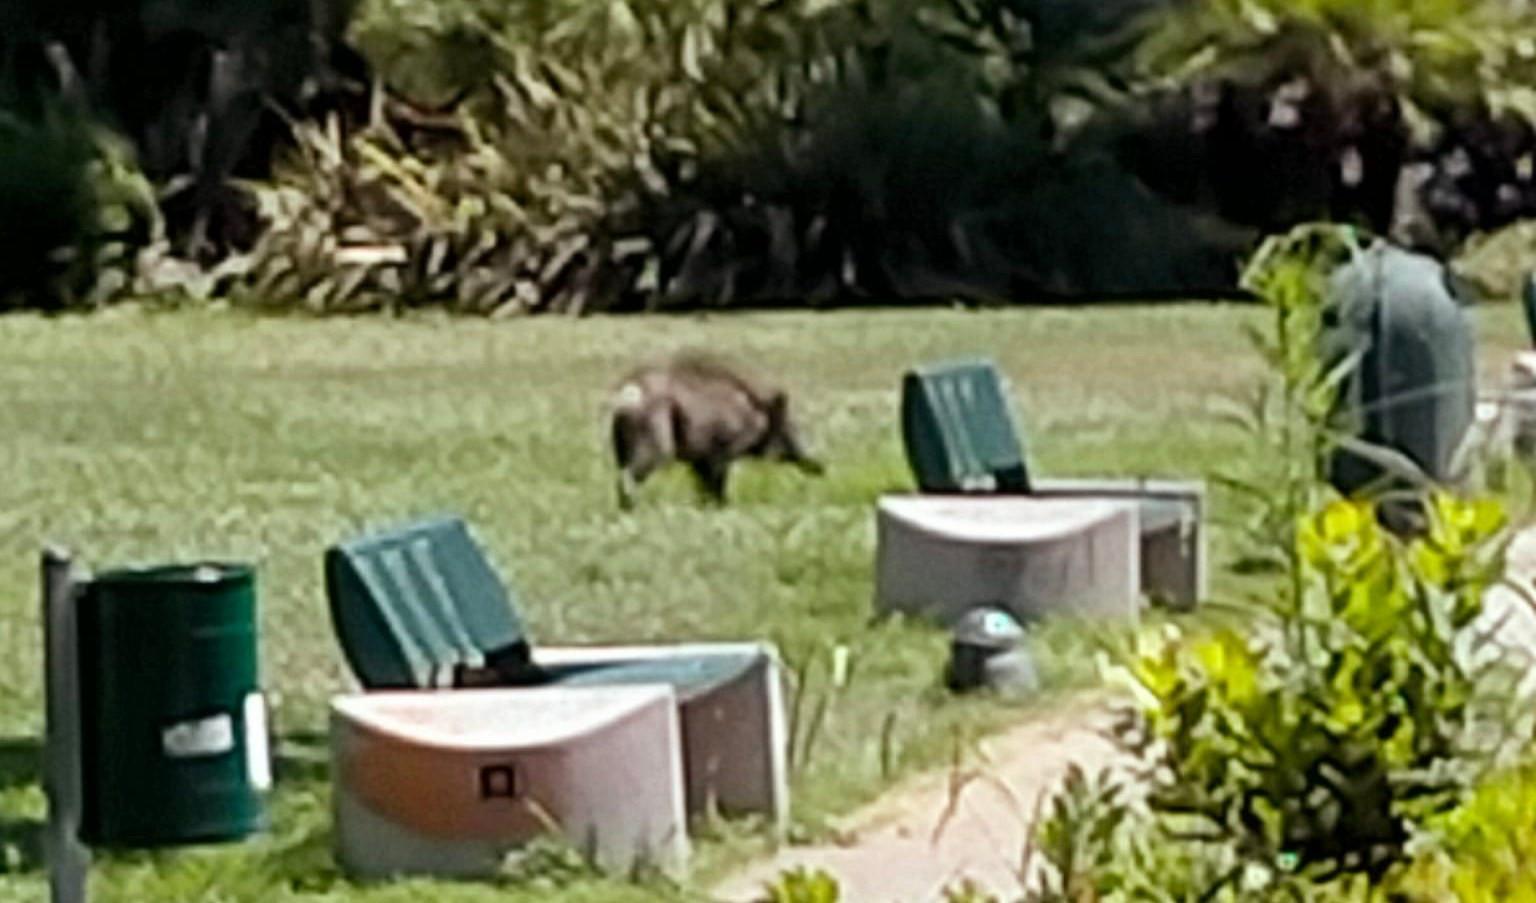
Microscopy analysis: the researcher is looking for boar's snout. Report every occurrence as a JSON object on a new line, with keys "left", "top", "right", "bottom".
{"left": 766, "top": 438, "right": 826, "bottom": 476}
{"left": 758, "top": 399, "right": 823, "bottom": 476}
{"left": 760, "top": 391, "right": 826, "bottom": 476}
{"left": 791, "top": 451, "right": 827, "bottom": 476}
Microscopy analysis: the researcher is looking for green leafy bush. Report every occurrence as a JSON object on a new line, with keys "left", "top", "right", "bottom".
{"left": 755, "top": 866, "right": 842, "bottom": 903}
{"left": 1132, "top": 0, "right": 1536, "bottom": 123}
{"left": 1217, "top": 224, "right": 1364, "bottom": 573}
{"left": 1095, "top": 0, "right": 1536, "bottom": 257}
{"left": 1394, "top": 761, "right": 1536, "bottom": 901}
{"left": 1022, "top": 489, "right": 1523, "bottom": 901}
{"left": 233, "top": 0, "right": 1249, "bottom": 313}
{"left": 1127, "top": 492, "right": 1513, "bottom": 883}
{"left": 1021, "top": 761, "right": 1346, "bottom": 903}
{"left": 0, "top": 104, "right": 162, "bottom": 311}
{"left": 22, "top": 0, "right": 1536, "bottom": 311}
{"left": 1019, "top": 228, "right": 1532, "bottom": 902}
{"left": 240, "top": 0, "right": 932, "bottom": 313}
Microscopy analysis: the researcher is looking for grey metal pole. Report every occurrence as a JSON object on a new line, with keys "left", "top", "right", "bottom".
{"left": 42, "top": 547, "right": 89, "bottom": 903}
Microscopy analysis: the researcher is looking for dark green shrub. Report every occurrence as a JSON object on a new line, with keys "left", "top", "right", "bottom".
{"left": 0, "top": 105, "right": 159, "bottom": 311}
{"left": 1122, "top": 0, "right": 1536, "bottom": 251}
{"left": 246, "top": 0, "right": 1250, "bottom": 313}
{"left": 243, "top": 0, "right": 1003, "bottom": 312}
{"left": 633, "top": 79, "right": 1251, "bottom": 309}
{"left": 0, "top": 108, "right": 100, "bottom": 309}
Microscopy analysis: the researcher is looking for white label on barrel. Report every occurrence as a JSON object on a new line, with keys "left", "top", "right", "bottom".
{"left": 244, "top": 693, "right": 273, "bottom": 791}
{"left": 162, "top": 713, "right": 235, "bottom": 758}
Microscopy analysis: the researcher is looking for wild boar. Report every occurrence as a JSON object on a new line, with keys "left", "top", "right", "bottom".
{"left": 609, "top": 352, "right": 826, "bottom": 508}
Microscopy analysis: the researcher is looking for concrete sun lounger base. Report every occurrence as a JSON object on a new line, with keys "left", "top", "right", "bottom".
{"left": 331, "top": 685, "right": 690, "bottom": 881}
{"left": 874, "top": 495, "right": 1142, "bottom": 626}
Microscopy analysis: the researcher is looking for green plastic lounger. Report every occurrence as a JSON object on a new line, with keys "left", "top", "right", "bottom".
{"left": 325, "top": 515, "right": 787, "bottom": 828}
{"left": 896, "top": 358, "right": 1206, "bottom": 608}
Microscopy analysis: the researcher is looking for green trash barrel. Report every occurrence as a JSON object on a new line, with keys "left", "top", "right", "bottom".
{"left": 76, "top": 562, "right": 270, "bottom": 848}
{"left": 1322, "top": 241, "right": 1476, "bottom": 500}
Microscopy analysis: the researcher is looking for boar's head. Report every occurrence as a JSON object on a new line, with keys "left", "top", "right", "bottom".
{"left": 757, "top": 391, "right": 826, "bottom": 475}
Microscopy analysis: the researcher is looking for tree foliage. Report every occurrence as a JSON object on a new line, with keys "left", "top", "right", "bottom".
{"left": 8, "top": 0, "right": 1536, "bottom": 311}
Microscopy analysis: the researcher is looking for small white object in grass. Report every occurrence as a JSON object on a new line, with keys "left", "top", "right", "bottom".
{"left": 831, "top": 644, "right": 850, "bottom": 688}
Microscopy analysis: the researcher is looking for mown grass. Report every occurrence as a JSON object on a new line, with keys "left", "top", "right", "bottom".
{"left": 0, "top": 301, "right": 1519, "bottom": 902}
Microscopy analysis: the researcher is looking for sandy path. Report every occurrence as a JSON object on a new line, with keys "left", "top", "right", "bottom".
{"left": 711, "top": 698, "right": 1131, "bottom": 903}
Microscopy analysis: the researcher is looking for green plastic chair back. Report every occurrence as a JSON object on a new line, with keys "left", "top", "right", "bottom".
{"left": 1324, "top": 242, "right": 1476, "bottom": 496}
{"left": 325, "top": 515, "right": 759, "bottom": 700}
{"left": 325, "top": 515, "right": 527, "bottom": 688}
{"left": 901, "top": 359, "right": 1031, "bottom": 493}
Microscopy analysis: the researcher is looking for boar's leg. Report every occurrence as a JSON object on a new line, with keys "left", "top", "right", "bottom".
{"left": 617, "top": 456, "right": 667, "bottom": 510}
{"left": 791, "top": 450, "right": 827, "bottom": 476}
{"left": 691, "top": 457, "right": 732, "bottom": 506}
{"left": 613, "top": 407, "right": 674, "bottom": 510}
{"left": 616, "top": 472, "right": 639, "bottom": 511}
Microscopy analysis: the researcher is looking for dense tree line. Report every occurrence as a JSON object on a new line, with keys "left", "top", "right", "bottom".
{"left": 3, "top": 0, "right": 1536, "bottom": 312}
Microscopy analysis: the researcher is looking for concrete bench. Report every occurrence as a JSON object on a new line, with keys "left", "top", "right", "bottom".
{"left": 896, "top": 359, "right": 1206, "bottom": 611}
{"left": 325, "top": 515, "right": 788, "bottom": 831}
{"left": 874, "top": 495, "right": 1142, "bottom": 625}
{"left": 331, "top": 685, "right": 688, "bottom": 878}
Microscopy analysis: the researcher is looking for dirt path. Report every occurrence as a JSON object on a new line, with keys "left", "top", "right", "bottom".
{"left": 711, "top": 698, "right": 1133, "bottom": 903}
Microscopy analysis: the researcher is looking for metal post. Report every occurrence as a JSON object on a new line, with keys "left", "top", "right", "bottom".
{"left": 42, "top": 547, "right": 90, "bottom": 903}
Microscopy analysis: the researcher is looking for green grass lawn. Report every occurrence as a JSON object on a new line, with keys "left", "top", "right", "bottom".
{"left": 0, "top": 301, "right": 1520, "bottom": 902}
